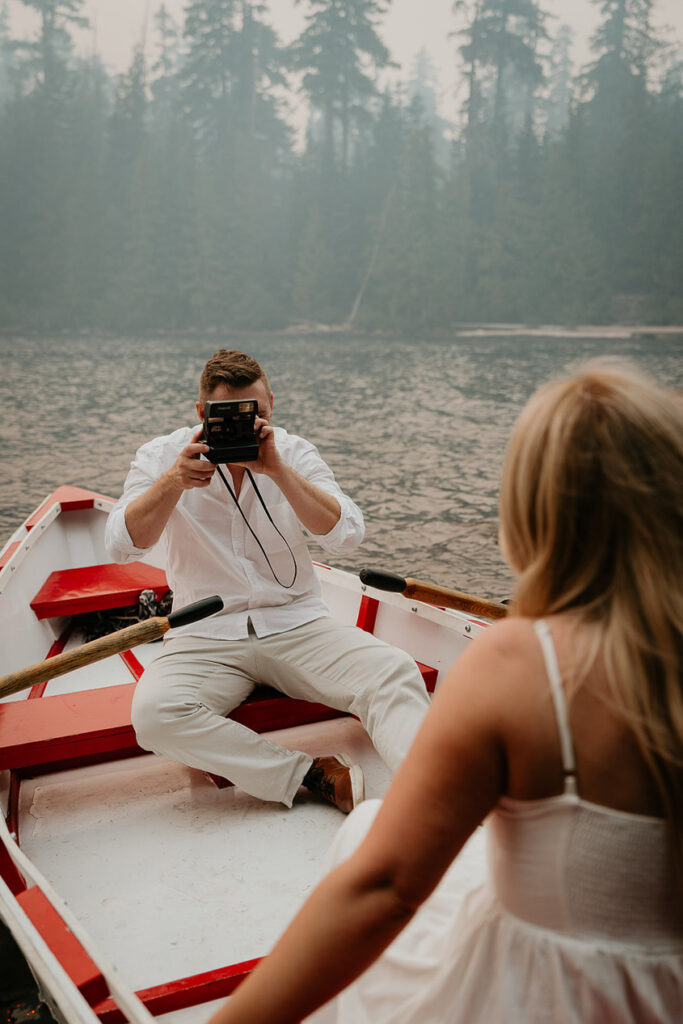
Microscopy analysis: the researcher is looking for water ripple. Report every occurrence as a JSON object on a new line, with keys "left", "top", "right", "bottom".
{"left": 1, "top": 332, "right": 681, "bottom": 600}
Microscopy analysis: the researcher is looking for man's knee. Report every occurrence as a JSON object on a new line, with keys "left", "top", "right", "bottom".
{"left": 131, "top": 681, "right": 161, "bottom": 750}
{"left": 358, "top": 647, "right": 429, "bottom": 751}
{"left": 131, "top": 677, "right": 194, "bottom": 750}
{"left": 371, "top": 645, "right": 428, "bottom": 699}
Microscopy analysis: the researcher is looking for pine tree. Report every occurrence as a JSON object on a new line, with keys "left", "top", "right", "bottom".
{"left": 232, "top": 1, "right": 290, "bottom": 146}
{"left": 362, "top": 100, "right": 444, "bottom": 331}
{"left": 577, "top": 0, "right": 667, "bottom": 318}
{"left": 542, "top": 22, "right": 573, "bottom": 137}
{"left": 584, "top": 0, "right": 661, "bottom": 94}
{"left": 292, "top": 0, "right": 392, "bottom": 172}
{"left": 0, "top": 1, "right": 92, "bottom": 327}
{"left": 453, "top": 0, "right": 487, "bottom": 141}
{"left": 407, "top": 48, "right": 451, "bottom": 167}
{"left": 59, "top": 53, "right": 110, "bottom": 328}
{"left": 181, "top": 0, "right": 239, "bottom": 150}
{"left": 14, "top": 0, "right": 87, "bottom": 99}
{"left": 455, "top": 0, "right": 548, "bottom": 146}
{"left": 181, "top": 0, "right": 289, "bottom": 154}
{"left": 104, "top": 47, "right": 152, "bottom": 327}
{"left": 150, "top": 3, "right": 182, "bottom": 133}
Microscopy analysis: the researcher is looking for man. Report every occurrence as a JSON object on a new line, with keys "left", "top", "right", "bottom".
{"left": 105, "top": 350, "right": 430, "bottom": 813}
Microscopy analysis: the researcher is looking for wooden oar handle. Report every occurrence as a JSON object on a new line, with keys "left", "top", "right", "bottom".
{"left": 403, "top": 579, "right": 507, "bottom": 620}
{"left": 359, "top": 568, "right": 507, "bottom": 620}
{"left": 0, "top": 618, "right": 168, "bottom": 699}
{"left": 0, "top": 595, "right": 224, "bottom": 701}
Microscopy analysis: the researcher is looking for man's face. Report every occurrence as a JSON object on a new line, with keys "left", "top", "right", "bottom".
{"left": 196, "top": 378, "right": 274, "bottom": 422}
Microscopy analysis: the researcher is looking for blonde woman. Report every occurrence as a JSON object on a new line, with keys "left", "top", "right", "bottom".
{"left": 209, "top": 360, "right": 683, "bottom": 1024}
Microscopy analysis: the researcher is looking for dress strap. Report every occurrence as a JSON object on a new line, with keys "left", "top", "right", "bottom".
{"left": 533, "top": 620, "right": 578, "bottom": 795}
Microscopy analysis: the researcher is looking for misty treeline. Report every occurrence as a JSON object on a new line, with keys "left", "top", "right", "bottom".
{"left": 0, "top": 0, "right": 682, "bottom": 334}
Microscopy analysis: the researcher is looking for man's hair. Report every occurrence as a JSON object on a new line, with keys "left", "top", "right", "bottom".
{"left": 199, "top": 350, "right": 270, "bottom": 401}
{"left": 499, "top": 358, "right": 683, "bottom": 888}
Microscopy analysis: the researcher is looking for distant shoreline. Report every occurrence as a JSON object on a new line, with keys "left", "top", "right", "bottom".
{"left": 447, "top": 324, "right": 683, "bottom": 339}
{"left": 2, "top": 323, "right": 682, "bottom": 341}
{"left": 282, "top": 322, "right": 683, "bottom": 339}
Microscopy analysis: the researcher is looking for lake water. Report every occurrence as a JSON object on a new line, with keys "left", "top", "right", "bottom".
{"left": 1, "top": 331, "right": 682, "bottom": 601}
{"left": 0, "top": 328, "right": 682, "bottom": 1015}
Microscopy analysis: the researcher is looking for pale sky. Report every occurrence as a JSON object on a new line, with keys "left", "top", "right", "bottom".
{"left": 7, "top": 0, "right": 683, "bottom": 123}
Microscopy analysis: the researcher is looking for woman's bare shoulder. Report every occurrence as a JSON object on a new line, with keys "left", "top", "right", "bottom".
{"left": 437, "top": 615, "right": 548, "bottom": 727}
{"left": 471, "top": 615, "right": 543, "bottom": 672}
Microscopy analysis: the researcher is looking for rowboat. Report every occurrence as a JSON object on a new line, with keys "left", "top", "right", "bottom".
{"left": 0, "top": 486, "right": 503, "bottom": 1023}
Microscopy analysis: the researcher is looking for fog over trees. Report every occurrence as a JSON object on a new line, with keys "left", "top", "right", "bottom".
{"left": 1, "top": 0, "right": 681, "bottom": 333}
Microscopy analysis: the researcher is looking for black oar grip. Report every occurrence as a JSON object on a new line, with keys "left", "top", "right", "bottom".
{"left": 359, "top": 568, "right": 407, "bottom": 593}
{"left": 167, "top": 595, "right": 224, "bottom": 629}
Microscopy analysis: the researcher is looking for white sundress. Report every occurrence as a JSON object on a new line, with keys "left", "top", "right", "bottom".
{"left": 306, "top": 620, "right": 683, "bottom": 1024}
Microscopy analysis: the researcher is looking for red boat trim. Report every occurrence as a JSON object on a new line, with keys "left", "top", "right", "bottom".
{"left": 0, "top": 836, "right": 26, "bottom": 894}
{"left": 29, "top": 623, "right": 74, "bottom": 699}
{"left": 24, "top": 485, "right": 112, "bottom": 533}
{"left": 119, "top": 650, "right": 145, "bottom": 681}
{"left": 17, "top": 886, "right": 109, "bottom": 1005}
{"left": 416, "top": 662, "right": 438, "bottom": 692}
{"left": 356, "top": 594, "right": 379, "bottom": 633}
{"left": 0, "top": 541, "right": 21, "bottom": 570}
{"left": 15, "top": 749, "right": 147, "bottom": 777}
{"left": 6, "top": 771, "right": 20, "bottom": 837}
{"left": 93, "top": 958, "right": 262, "bottom": 1023}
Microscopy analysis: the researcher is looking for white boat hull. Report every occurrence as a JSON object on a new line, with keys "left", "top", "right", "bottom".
{"left": 0, "top": 488, "right": 489, "bottom": 1023}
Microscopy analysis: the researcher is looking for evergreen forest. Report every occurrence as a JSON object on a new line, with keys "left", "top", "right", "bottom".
{"left": 1, "top": 0, "right": 682, "bottom": 334}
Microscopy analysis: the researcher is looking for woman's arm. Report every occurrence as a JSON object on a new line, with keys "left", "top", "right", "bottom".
{"left": 208, "top": 620, "right": 527, "bottom": 1024}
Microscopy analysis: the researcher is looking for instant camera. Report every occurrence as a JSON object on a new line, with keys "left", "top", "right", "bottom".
{"left": 202, "top": 399, "right": 259, "bottom": 464}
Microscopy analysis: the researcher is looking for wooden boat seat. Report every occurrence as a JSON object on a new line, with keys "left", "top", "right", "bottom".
{"left": 30, "top": 562, "right": 169, "bottom": 619}
{"left": 0, "top": 665, "right": 437, "bottom": 776}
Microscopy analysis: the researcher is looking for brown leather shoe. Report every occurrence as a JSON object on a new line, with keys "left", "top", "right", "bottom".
{"left": 303, "top": 754, "right": 364, "bottom": 813}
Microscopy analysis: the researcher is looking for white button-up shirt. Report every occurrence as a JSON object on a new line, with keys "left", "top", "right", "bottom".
{"left": 105, "top": 425, "right": 365, "bottom": 639}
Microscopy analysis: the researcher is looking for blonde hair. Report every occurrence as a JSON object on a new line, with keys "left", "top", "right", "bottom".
{"left": 500, "top": 359, "right": 683, "bottom": 874}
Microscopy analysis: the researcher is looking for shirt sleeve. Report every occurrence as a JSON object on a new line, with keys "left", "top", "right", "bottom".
{"left": 104, "top": 443, "right": 166, "bottom": 563}
{"left": 288, "top": 436, "right": 365, "bottom": 554}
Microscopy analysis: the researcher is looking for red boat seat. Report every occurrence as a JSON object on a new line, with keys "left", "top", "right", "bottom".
{"left": 0, "top": 683, "right": 346, "bottom": 774}
{"left": 0, "top": 666, "right": 436, "bottom": 775}
{"left": 30, "top": 562, "right": 169, "bottom": 619}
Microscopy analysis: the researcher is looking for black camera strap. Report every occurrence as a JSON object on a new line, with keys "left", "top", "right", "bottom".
{"left": 215, "top": 465, "right": 298, "bottom": 589}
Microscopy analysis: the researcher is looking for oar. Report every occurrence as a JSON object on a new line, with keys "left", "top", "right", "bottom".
{"left": 359, "top": 569, "right": 508, "bottom": 620}
{"left": 0, "top": 595, "right": 224, "bottom": 700}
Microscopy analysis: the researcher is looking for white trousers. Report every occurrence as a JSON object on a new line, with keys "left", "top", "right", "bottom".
{"left": 131, "top": 616, "right": 430, "bottom": 806}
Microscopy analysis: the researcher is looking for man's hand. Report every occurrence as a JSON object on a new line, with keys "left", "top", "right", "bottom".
{"left": 225, "top": 415, "right": 341, "bottom": 536}
{"left": 124, "top": 427, "right": 216, "bottom": 549}
{"left": 253, "top": 417, "right": 282, "bottom": 475}
{"left": 166, "top": 426, "right": 217, "bottom": 490}
{"left": 229, "top": 416, "right": 282, "bottom": 477}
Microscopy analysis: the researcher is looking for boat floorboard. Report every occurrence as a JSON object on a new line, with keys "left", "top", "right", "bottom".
{"left": 17, "top": 716, "right": 391, "bottom": 999}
